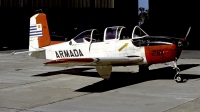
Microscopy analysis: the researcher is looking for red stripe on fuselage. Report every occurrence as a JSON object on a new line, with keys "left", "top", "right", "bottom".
{"left": 145, "top": 44, "right": 177, "bottom": 64}
{"left": 44, "top": 58, "right": 94, "bottom": 64}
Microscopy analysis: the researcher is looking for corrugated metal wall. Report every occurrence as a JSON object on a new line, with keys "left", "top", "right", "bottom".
{"left": 0, "top": 0, "right": 114, "bottom": 8}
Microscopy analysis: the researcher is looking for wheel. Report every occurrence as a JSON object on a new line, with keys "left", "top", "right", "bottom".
{"left": 175, "top": 75, "right": 188, "bottom": 83}
{"left": 175, "top": 75, "right": 183, "bottom": 83}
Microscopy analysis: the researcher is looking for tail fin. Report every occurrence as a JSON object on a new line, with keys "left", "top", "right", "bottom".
{"left": 29, "top": 13, "right": 51, "bottom": 51}
{"left": 29, "top": 13, "right": 64, "bottom": 51}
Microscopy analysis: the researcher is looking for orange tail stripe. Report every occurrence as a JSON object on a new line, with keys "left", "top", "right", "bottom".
{"left": 36, "top": 13, "right": 51, "bottom": 48}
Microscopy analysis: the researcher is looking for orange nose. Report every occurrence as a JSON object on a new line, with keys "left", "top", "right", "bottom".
{"left": 145, "top": 44, "right": 177, "bottom": 64}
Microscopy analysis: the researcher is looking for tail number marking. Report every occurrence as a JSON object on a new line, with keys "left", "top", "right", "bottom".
{"left": 151, "top": 50, "right": 163, "bottom": 56}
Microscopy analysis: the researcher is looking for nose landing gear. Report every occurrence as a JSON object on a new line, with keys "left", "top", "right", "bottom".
{"left": 174, "top": 74, "right": 188, "bottom": 83}
{"left": 172, "top": 60, "right": 188, "bottom": 83}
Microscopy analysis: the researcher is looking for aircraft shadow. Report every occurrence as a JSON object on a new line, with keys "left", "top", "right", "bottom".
{"left": 32, "top": 68, "right": 98, "bottom": 77}
{"left": 32, "top": 64, "right": 200, "bottom": 93}
{"left": 76, "top": 64, "right": 200, "bottom": 93}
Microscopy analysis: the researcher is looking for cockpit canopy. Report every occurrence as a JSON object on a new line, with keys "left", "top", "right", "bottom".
{"left": 104, "top": 26, "right": 130, "bottom": 41}
{"left": 73, "top": 29, "right": 97, "bottom": 43}
{"left": 71, "top": 25, "right": 148, "bottom": 44}
{"left": 132, "top": 26, "right": 149, "bottom": 38}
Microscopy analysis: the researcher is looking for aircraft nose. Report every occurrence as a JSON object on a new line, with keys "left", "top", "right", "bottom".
{"left": 176, "top": 39, "right": 189, "bottom": 59}
{"left": 178, "top": 39, "right": 189, "bottom": 48}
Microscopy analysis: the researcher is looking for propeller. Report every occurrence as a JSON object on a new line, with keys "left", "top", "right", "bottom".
{"left": 185, "top": 26, "right": 191, "bottom": 40}
{"left": 178, "top": 26, "right": 191, "bottom": 48}
{"left": 176, "top": 26, "right": 191, "bottom": 59}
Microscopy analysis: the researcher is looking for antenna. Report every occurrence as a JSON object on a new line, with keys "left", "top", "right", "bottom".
{"left": 35, "top": 9, "right": 43, "bottom": 13}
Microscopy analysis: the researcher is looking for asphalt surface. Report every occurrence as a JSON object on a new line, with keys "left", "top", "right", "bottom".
{"left": 0, "top": 50, "right": 200, "bottom": 112}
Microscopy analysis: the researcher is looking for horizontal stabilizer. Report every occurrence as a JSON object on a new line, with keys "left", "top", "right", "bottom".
{"left": 13, "top": 49, "right": 45, "bottom": 55}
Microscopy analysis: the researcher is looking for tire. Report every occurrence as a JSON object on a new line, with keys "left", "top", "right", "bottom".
{"left": 175, "top": 75, "right": 183, "bottom": 83}
{"left": 175, "top": 75, "right": 188, "bottom": 83}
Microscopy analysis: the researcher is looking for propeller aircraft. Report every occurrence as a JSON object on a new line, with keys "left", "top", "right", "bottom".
{"left": 14, "top": 12, "right": 190, "bottom": 83}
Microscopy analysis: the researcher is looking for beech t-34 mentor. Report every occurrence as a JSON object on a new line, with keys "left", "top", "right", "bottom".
{"left": 14, "top": 12, "right": 190, "bottom": 83}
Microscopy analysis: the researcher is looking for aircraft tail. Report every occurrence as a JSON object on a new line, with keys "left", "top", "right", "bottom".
{"left": 29, "top": 13, "right": 51, "bottom": 51}
{"left": 29, "top": 13, "right": 63, "bottom": 51}
{"left": 28, "top": 13, "right": 64, "bottom": 59}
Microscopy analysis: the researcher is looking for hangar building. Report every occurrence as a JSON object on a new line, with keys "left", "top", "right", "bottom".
{"left": 0, "top": 0, "right": 138, "bottom": 50}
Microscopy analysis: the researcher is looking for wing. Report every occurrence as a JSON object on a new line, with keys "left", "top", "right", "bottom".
{"left": 44, "top": 56, "right": 143, "bottom": 67}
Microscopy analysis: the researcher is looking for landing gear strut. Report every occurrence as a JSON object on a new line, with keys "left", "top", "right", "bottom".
{"left": 172, "top": 60, "right": 188, "bottom": 83}
{"left": 139, "top": 64, "right": 150, "bottom": 73}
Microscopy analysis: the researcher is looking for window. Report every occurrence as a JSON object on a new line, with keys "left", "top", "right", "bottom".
{"left": 106, "top": 28, "right": 116, "bottom": 40}
{"left": 73, "top": 30, "right": 93, "bottom": 43}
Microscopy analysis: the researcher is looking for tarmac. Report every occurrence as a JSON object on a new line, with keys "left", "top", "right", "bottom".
{"left": 0, "top": 50, "right": 200, "bottom": 112}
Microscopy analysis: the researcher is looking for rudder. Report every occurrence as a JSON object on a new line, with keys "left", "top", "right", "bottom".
{"left": 29, "top": 13, "right": 51, "bottom": 50}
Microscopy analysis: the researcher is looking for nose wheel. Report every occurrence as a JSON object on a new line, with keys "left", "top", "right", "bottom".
{"left": 173, "top": 61, "right": 188, "bottom": 83}
{"left": 174, "top": 74, "right": 188, "bottom": 83}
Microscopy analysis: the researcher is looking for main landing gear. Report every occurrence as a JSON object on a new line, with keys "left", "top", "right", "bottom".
{"left": 172, "top": 60, "right": 188, "bottom": 83}
{"left": 139, "top": 60, "right": 188, "bottom": 83}
{"left": 139, "top": 64, "right": 150, "bottom": 73}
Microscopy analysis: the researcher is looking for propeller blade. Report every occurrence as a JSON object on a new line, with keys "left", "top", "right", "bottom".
{"left": 185, "top": 26, "right": 191, "bottom": 40}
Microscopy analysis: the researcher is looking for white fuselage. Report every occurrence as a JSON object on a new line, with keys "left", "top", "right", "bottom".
{"left": 38, "top": 39, "right": 147, "bottom": 66}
